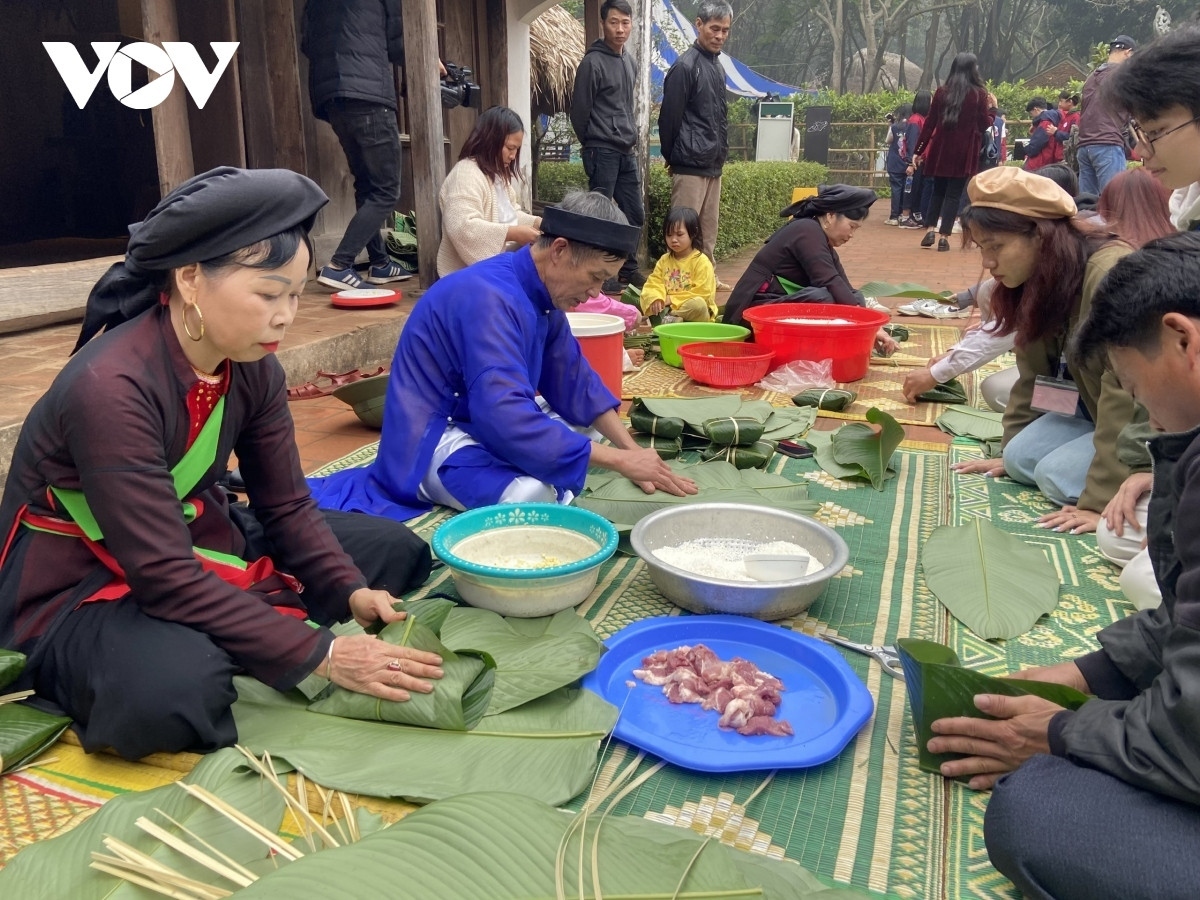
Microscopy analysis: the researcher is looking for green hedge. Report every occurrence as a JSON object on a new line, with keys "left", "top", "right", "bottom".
{"left": 536, "top": 160, "right": 828, "bottom": 262}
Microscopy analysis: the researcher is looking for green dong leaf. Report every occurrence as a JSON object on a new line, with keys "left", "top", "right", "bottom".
{"left": 921, "top": 518, "right": 1061, "bottom": 640}
{"left": 897, "top": 639, "right": 1090, "bottom": 776}
{"left": 828, "top": 407, "right": 906, "bottom": 490}
{"left": 917, "top": 377, "right": 968, "bottom": 404}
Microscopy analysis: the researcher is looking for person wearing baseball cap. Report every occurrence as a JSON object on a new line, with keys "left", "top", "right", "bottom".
{"left": 949, "top": 166, "right": 1142, "bottom": 535}
{"left": 1076, "top": 31, "right": 1138, "bottom": 196}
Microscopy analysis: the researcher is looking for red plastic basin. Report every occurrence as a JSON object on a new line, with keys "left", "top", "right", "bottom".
{"left": 742, "top": 303, "right": 889, "bottom": 382}
{"left": 678, "top": 341, "right": 775, "bottom": 388}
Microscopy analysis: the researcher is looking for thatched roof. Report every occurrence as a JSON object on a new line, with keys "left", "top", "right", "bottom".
{"left": 845, "top": 50, "right": 924, "bottom": 93}
{"left": 530, "top": 5, "right": 585, "bottom": 117}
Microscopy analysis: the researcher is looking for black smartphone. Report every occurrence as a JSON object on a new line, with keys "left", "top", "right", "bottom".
{"left": 777, "top": 440, "right": 814, "bottom": 459}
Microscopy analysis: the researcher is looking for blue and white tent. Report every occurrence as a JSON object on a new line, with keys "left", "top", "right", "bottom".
{"left": 651, "top": 0, "right": 802, "bottom": 98}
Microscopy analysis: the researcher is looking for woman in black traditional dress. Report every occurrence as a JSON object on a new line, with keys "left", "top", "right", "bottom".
{"left": 0, "top": 167, "right": 441, "bottom": 760}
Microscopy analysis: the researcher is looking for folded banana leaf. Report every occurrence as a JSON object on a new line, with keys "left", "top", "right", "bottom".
{"left": 0, "top": 648, "right": 23, "bottom": 689}
{"left": 811, "top": 407, "right": 905, "bottom": 490}
{"left": 792, "top": 388, "right": 858, "bottom": 411}
{"left": 897, "top": 638, "right": 1090, "bottom": 776}
{"left": 308, "top": 597, "right": 495, "bottom": 731}
{"left": 633, "top": 433, "right": 682, "bottom": 459}
{"left": 917, "top": 377, "right": 968, "bottom": 404}
{"left": 882, "top": 323, "right": 910, "bottom": 342}
{"left": 438, "top": 607, "right": 605, "bottom": 715}
{"left": 700, "top": 439, "right": 776, "bottom": 469}
{"left": 0, "top": 704, "right": 72, "bottom": 775}
{"left": 620, "top": 282, "right": 643, "bottom": 307}
{"left": 701, "top": 416, "right": 765, "bottom": 446}
{"left": 629, "top": 399, "right": 685, "bottom": 439}
{"left": 638, "top": 396, "right": 771, "bottom": 431}
{"left": 758, "top": 405, "right": 818, "bottom": 441}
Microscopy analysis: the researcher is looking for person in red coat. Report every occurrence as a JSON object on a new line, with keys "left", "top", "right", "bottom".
{"left": 912, "top": 53, "right": 994, "bottom": 251}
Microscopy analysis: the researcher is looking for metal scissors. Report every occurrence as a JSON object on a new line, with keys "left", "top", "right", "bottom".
{"left": 821, "top": 635, "right": 905, "bottom": 679}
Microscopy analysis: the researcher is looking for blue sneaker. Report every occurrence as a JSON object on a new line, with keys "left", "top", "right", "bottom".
{"left": 366, "top": 261, "right": 413, "bottom": 284}
{"left": 318, "top": 264, "right": 365, "bottom": 291}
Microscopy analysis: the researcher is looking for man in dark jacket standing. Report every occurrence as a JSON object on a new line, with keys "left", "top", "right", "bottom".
{"left": 1075, "top": 34, "right": 1136, "bottom": 197}
{"left": 658, "top": 1, "right": 731, "bottom": 275}
{"left": 302, "top": 0, "right": 412, "bottom": 291}
{"left": 571, "top": 0, "right": 644, "bottom": 290}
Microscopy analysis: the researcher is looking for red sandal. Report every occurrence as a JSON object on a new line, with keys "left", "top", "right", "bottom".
{"left": 286, "top": 367, "right": 386, "bottom": 401}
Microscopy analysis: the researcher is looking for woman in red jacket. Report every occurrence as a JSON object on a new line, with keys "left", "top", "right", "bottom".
{"left": 912, "top": 53, "right": 994, "bottom": 251}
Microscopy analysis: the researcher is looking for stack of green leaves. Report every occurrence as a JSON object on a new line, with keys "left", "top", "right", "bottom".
{"left": 897, "top": 638, "right": 1090, "bottom": 775}
{"left": 0, "top": 649, "right": 71, "bottom": 775}
{"left": 921, "top": 518, "right": 1061, "bottom": 639}
{"left": 856, "top": 281, "right": 957, "bottom": 301}
{"left": 808, "top": 407, "right": 905, "bottom": 490}
{"left": 882, "top": 323, "right": 910, "bottom": 342}
{"left": 936, "top": 406, "right": 1005, "bottom": 442}
{"left": 577, "top": 459, "right": 818, "bottom": 529}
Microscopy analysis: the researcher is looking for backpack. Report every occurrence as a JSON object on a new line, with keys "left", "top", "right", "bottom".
{"left": 979, "top": 122, "right": 1001, "bottom": 167}
{"left": 1063, "top": 124, "right": 1080, "bottom": 173}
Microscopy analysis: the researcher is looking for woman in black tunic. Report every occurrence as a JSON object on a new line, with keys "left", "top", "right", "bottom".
{"left": 723, "top": 184, "right": 877, "bottom": 328}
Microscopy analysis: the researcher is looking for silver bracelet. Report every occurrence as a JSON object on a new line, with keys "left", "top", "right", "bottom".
{"left": 324, "top": 638, "right": 336, "bottom": 679}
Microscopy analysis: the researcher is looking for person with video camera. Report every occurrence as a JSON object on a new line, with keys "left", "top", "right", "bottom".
{"left": 301, "top": 0, "right": 441, "bottom": 292}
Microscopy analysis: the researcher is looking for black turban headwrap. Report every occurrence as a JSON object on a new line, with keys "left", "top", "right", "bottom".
{"left": 74, "top": 166, "right": 329, "bottom": 353}
{"left": 540, "top": 205, "right": 642, "bottom": 258}
{"left": 779, "top": 183, "right": 878, "bottom": 221}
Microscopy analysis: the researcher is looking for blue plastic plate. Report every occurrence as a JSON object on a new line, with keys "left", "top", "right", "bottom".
{"left": 582, "top": 615, "right": 874, "bottom": 773}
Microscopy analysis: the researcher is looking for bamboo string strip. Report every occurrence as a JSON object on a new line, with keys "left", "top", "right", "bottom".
{"left": 174, "top": 783, "right": 304, "bottom": 861}
{"left": 671, "top": 836, "right": 716, "bottom": 900}
{"left": 152, "top": 808, "right": 259, "bottom": 886}
{"left": 233, "top": 746, "right": 339, "bottom": 849}
{"left": 0, "top": 689, "right": 35, "bottom": 705}
{"left": 134, "top": 816, "right": 256, "bottom": 888}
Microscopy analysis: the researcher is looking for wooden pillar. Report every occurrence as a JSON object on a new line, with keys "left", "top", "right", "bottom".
{"left": 404, "top": 0, "right": 446, "bottom": 288}
{"left": 631, "top": 0, "right": 652, "bottom": 269}
{"left": 444, "top": 0, "right": 478, "bottom": 160}
{"left": 142, "top": 0, "right": 194, "bottom": 195}
{"left": 479, "top": 0, "right": 508, "bottom": 110}
{"left": 262, "top": 0, "right": 308, "bottom": 173}
{"left": 584, "top": 0, "right": 602, "bottom": 46}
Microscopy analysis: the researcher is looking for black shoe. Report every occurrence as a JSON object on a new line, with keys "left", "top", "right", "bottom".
{"left": 937, "top": 237, "right": 950, "bottom": 252}
{"left": 920, "top": 231, "right": 936, "bottom": 248}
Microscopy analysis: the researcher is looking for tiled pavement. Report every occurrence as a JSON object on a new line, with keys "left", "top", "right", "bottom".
{"left": 1, "top": 215, "right": 985, "bottom": 478}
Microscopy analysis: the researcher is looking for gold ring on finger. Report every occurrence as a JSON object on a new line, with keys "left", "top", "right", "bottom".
{"left": 387, "top": 657, "right": 403, "bottom": 672}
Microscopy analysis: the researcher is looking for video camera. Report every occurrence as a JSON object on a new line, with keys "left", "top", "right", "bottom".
{"left": 441, "top": 62, "right": 480, "bottom": 109}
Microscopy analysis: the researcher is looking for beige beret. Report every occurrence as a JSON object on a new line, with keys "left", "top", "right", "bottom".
{"left": 966, "top": 167, "right": 1077, "bottom": 219}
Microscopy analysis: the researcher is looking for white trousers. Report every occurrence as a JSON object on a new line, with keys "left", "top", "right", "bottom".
{"left": 1095, "top": 494, "right": 1161, "bottom": 610}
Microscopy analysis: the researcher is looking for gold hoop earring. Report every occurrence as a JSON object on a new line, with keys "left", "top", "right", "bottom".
{"left": 182, "top": 301, "right": 205, "bottom": 342}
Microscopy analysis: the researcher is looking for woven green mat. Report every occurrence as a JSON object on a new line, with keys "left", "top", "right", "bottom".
{"left": 311, "top": 443, "right": 951, "bottom": 898}
{"left": 944, "top": 438, "right": 1135, "bottom": 900}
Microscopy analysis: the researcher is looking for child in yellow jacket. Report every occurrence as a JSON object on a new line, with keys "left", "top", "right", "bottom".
{"left": 640, "top": 208, "right": 717, "bottom": 321}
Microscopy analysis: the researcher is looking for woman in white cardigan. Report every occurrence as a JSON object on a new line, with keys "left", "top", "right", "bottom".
{"left": 437, "top": 106, "right": 542, "bottom": 277}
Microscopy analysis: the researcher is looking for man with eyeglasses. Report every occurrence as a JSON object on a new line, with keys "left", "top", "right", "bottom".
{"left": 1105, "top": 24, "right": 1200, "bottom": 232}
{"left": 1075, "top": 34, "right": 1136, "bottom": 197}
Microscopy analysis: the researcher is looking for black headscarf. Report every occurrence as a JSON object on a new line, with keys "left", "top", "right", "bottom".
{"left": 779, "top": 183, "right": 878, "bottom": 221}
{"left": 75, "top": 166, "right": 328, "bottom": 352}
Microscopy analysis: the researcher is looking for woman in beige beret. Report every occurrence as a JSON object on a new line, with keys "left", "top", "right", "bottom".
{"left": 950, "top": 166, "right": 1141, "bottom": 536}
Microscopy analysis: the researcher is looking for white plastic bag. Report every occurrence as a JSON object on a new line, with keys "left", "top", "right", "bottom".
{"left": 755, "top": 358, "right": 835, "bottom": 393}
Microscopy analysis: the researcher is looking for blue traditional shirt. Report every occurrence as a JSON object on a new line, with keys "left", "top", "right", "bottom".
{"left": 308, "top": 247, "right": 619, "bottom": 520}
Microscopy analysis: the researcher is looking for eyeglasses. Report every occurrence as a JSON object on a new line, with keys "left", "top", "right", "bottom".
{"left": 1127, "top": 115, "right": 1200, "bottom": 153}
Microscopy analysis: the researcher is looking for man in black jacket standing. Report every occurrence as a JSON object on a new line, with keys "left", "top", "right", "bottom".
{"left": 571, "top": 0, "right": 645, "bottom": 291}
{"left": 658, "top": 0, "right": 731, "bottom": 279}
{"left": 302, "top": 0, "right": 413, "bottom": 291}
